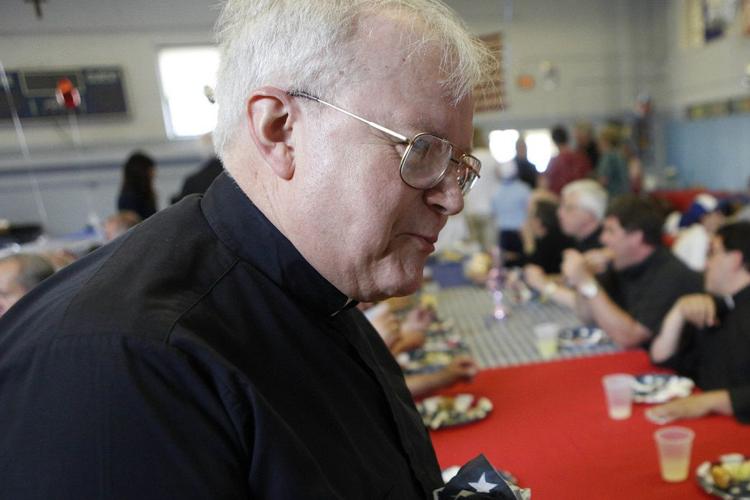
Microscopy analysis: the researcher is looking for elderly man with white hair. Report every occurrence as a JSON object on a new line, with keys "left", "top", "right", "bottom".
{"left": 0, "top": 1, "right": 493, "bottom": 498}
{"left": 523, "top": 179, "right": 608, "bottom": 307}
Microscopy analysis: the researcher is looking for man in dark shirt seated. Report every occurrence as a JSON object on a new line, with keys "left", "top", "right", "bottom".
{"left": 648, "top": 222, "right": 750, "bottom": 423}
{"left": 523, "top": 179, "right": 608, "bottom": 307}
{"left": 0, "top": 2, "right": 493, "bottom": 498}
{"left": 561, "top": 195, "right": 703, "bottom": 348}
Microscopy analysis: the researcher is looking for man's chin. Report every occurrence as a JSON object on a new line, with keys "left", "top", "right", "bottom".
{"left": 358, "top": 266, "right": 424, "bottom": 302}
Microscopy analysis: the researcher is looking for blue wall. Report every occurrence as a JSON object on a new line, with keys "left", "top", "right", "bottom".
{"left": 665, "top": 114, "right": 750, "bottom": 190}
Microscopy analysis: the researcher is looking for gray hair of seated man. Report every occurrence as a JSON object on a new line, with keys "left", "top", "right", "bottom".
{"left": 212, "top": 0, "right": 495, "bottom": 162}
{"left": 1, "top": 253, "right": 55, "bottom": 292}
{"left": 562, "top": 179, "right": 608, "bottom": 221}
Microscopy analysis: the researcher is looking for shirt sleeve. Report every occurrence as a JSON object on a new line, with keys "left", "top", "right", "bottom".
{"left": 653, "top": 324, "right": 700, "bottom": 378}
{"left": 0, "top": 335, "right": 248, "bottom": 500}
{"left": 729, "top": 385, "right": 750, "bottom": 424}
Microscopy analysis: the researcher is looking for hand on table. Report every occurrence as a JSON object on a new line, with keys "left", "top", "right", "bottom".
{"left": 522, "top": 264, "right": 547, "bottom": 292}
{"left": 646, "top": 390, "right": 732, "bottom": 424}
{"left": 402, "top": 306, "right": 434, "bottom": 333}
{"left": 441, "top": 355, "right": 479, "bottom": 385}
{"left": 674, "top": 294, "right": 718, "bottom": 329}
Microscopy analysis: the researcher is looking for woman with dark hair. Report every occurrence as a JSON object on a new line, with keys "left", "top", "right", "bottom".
{"left": 117, "top": 151, "right": 157, "bottom": 220}
{"left": 523, "top": 198, "right": 575, "bottom": 274}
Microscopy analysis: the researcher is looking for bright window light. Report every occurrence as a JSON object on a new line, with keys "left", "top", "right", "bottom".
{"left": 158, "top": 46, "right": 219, "bottom": 138}
{"left": 525, "top": 129, "right": 556, "bottom": 173}
{"left": 489, "top": 129, "right": 519, "bottom": 163}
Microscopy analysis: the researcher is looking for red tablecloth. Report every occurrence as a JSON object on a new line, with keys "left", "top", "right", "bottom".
{"left": 429, "top": 350, "right": 750, "bottom": 499}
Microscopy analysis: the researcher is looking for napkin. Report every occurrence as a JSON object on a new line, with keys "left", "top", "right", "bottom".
{"left": 433, "top": 454, "right": 531, "bottom": 499}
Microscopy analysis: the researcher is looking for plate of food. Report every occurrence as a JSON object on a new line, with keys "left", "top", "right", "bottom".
{"left": 398, "top": 350, "right": 458, "bottom": 375}
{"left": 558, "top": 326, "right": 606, "bottom": 349}
{"left": 631, "top": 373, "right": 694, "bottom": 404}
{"left": 696, "top": 453, "right": 750, "bottom": 499}
{"left": 416, "top": 393, "right": 493, "bottom": 430}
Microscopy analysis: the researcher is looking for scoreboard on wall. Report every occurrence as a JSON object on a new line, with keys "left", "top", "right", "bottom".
{"left": 0, "top": 66, "right": 127, "bottom": 120}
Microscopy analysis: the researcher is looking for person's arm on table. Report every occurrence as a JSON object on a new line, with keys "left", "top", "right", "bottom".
{"left": 650, "top": 294, "right": 716, "bottom": 363}
{"left": 648, "top": 390, "right": 733, "bottom": 422}
{"left": 390, "top": 307, "right": 431, "bottom": 354}
{"left": 563, "top": 249, "right": 650, "bottom": 348}
{"left": 406, "top": 355, "right": 478, "bottom": 398}
{"left": 523, "top": 264, "right": 576, "bottom": 309}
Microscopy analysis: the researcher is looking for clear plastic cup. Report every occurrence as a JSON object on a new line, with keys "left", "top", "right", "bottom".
{"left": 533, "top": 322, "right": 560, "bottom": 359}
{"left": 601, "top": 373, "right": 635, "bottom": 420}
{"left": 654, "top": 426, "right": 695, "bottom": 482}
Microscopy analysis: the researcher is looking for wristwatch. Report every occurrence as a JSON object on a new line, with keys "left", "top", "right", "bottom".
{"left": 578, "top": 280, "right": 599, "bottom": 299}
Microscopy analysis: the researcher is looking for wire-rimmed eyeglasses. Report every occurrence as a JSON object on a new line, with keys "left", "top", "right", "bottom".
{"left": 288, "top": 90, "right": 481, "bottom": 196}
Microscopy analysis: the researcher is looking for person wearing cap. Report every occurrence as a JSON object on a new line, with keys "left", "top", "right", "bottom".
{"left": 672, "top": 193, "right": 726, "bottom": 271}
{"left": 649, "top": 222, "right": 750, "bottom": 424}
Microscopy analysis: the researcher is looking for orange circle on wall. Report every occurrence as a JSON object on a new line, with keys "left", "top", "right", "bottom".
{"left": 517, "top": 74, "right": 535, "bottom": 90}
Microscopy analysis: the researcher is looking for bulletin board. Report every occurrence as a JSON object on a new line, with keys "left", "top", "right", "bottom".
{"left": 0, "top": 66, "right": 127, "bottom": 120}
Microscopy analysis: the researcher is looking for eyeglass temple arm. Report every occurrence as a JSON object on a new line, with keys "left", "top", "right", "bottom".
{"left": 288, "top": 91, "right": 409, "bottom": 144}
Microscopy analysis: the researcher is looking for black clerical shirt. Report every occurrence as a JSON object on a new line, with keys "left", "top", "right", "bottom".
{"left": 597, "top": 247, "right": 703, "bottom": 344}
{"left": 659, "top": 285, "right": 750, "bottom": 423}
{"left": 0, "top": 173, "right": 442, "bottom": 499}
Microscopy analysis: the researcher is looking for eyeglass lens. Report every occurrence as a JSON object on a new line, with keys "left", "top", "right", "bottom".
{"left": 400, "top": 134, "right": 479, "bottom": 195}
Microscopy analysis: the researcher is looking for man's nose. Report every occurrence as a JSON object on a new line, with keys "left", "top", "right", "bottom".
{"left": 423, "top": 167, "right": 464, "bottom": 215}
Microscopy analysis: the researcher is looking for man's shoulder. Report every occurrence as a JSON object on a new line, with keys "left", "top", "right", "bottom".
{"left": 656, "top": 248, "right": 700, "bottom": 273}
{"left": 0, "top": 198, "right": 239, "bottom": 354}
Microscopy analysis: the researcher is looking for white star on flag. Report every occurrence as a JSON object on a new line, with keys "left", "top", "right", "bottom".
{"left": 468, "top": 472, "right": 498, "bottom": 493}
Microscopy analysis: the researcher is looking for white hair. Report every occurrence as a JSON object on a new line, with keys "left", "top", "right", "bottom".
{"left": 562, "top": 179, "right": 608, "bottom": 221}
{"left": 212, "top": 0, "right": 495, "bottom": 160}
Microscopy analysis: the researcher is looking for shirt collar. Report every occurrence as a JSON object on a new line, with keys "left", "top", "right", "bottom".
{"left": 201, "top": 172, "right": 356, "bottom": 316}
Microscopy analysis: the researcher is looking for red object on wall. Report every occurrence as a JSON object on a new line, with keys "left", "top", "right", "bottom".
{"left": 55, "top": 78, "right": 81, "bottom": 110}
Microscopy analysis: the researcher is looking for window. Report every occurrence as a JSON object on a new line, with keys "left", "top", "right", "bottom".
{"left": 488, "top": 129, "right": 519, "bottom": 163}
{"left": 488, "top": 128, "right": 555, "bottom": 173}
{"left": 524, "top": 129, "right": 555, "bottom": 173}
{"left": 157, "top": 46, "right": 219, "bottom": 138}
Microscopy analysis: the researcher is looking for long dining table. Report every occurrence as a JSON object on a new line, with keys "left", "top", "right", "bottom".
{"left": 427, "top": 280, "right": 750, "bottom": 499}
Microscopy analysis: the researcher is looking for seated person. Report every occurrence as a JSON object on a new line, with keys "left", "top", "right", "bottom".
{"left": 103, "top": 210, "right": 142, "bottom": 242}
{"left": 523, "top": 180, "right": 608, "bottom": 306}
{"left": 649, "top": 222, "right": 750, "bottom": 423}
{"left": 0, "top": 253, "right": 55, "bottom": 317}
{"left": 562, "top": 195, "right": 703, "bottom": 348}
{"left": 363, "top": 302, "right": 478, "bottom": 398}
{"left": 672, "top": 194, "right": 726, "bottom": 271}
{"left": 521, "top": 199, "right": 575, "bottom": 274}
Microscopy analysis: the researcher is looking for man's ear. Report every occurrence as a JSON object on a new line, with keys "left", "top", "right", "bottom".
{"left": 629, "top": 228, "right": 646, "bottom": 247}
{"left": 729, "top": 249, "right": 746, "bottom": 272}
{"left": 246, "top": 87, "right": 297, "bottom": 180}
